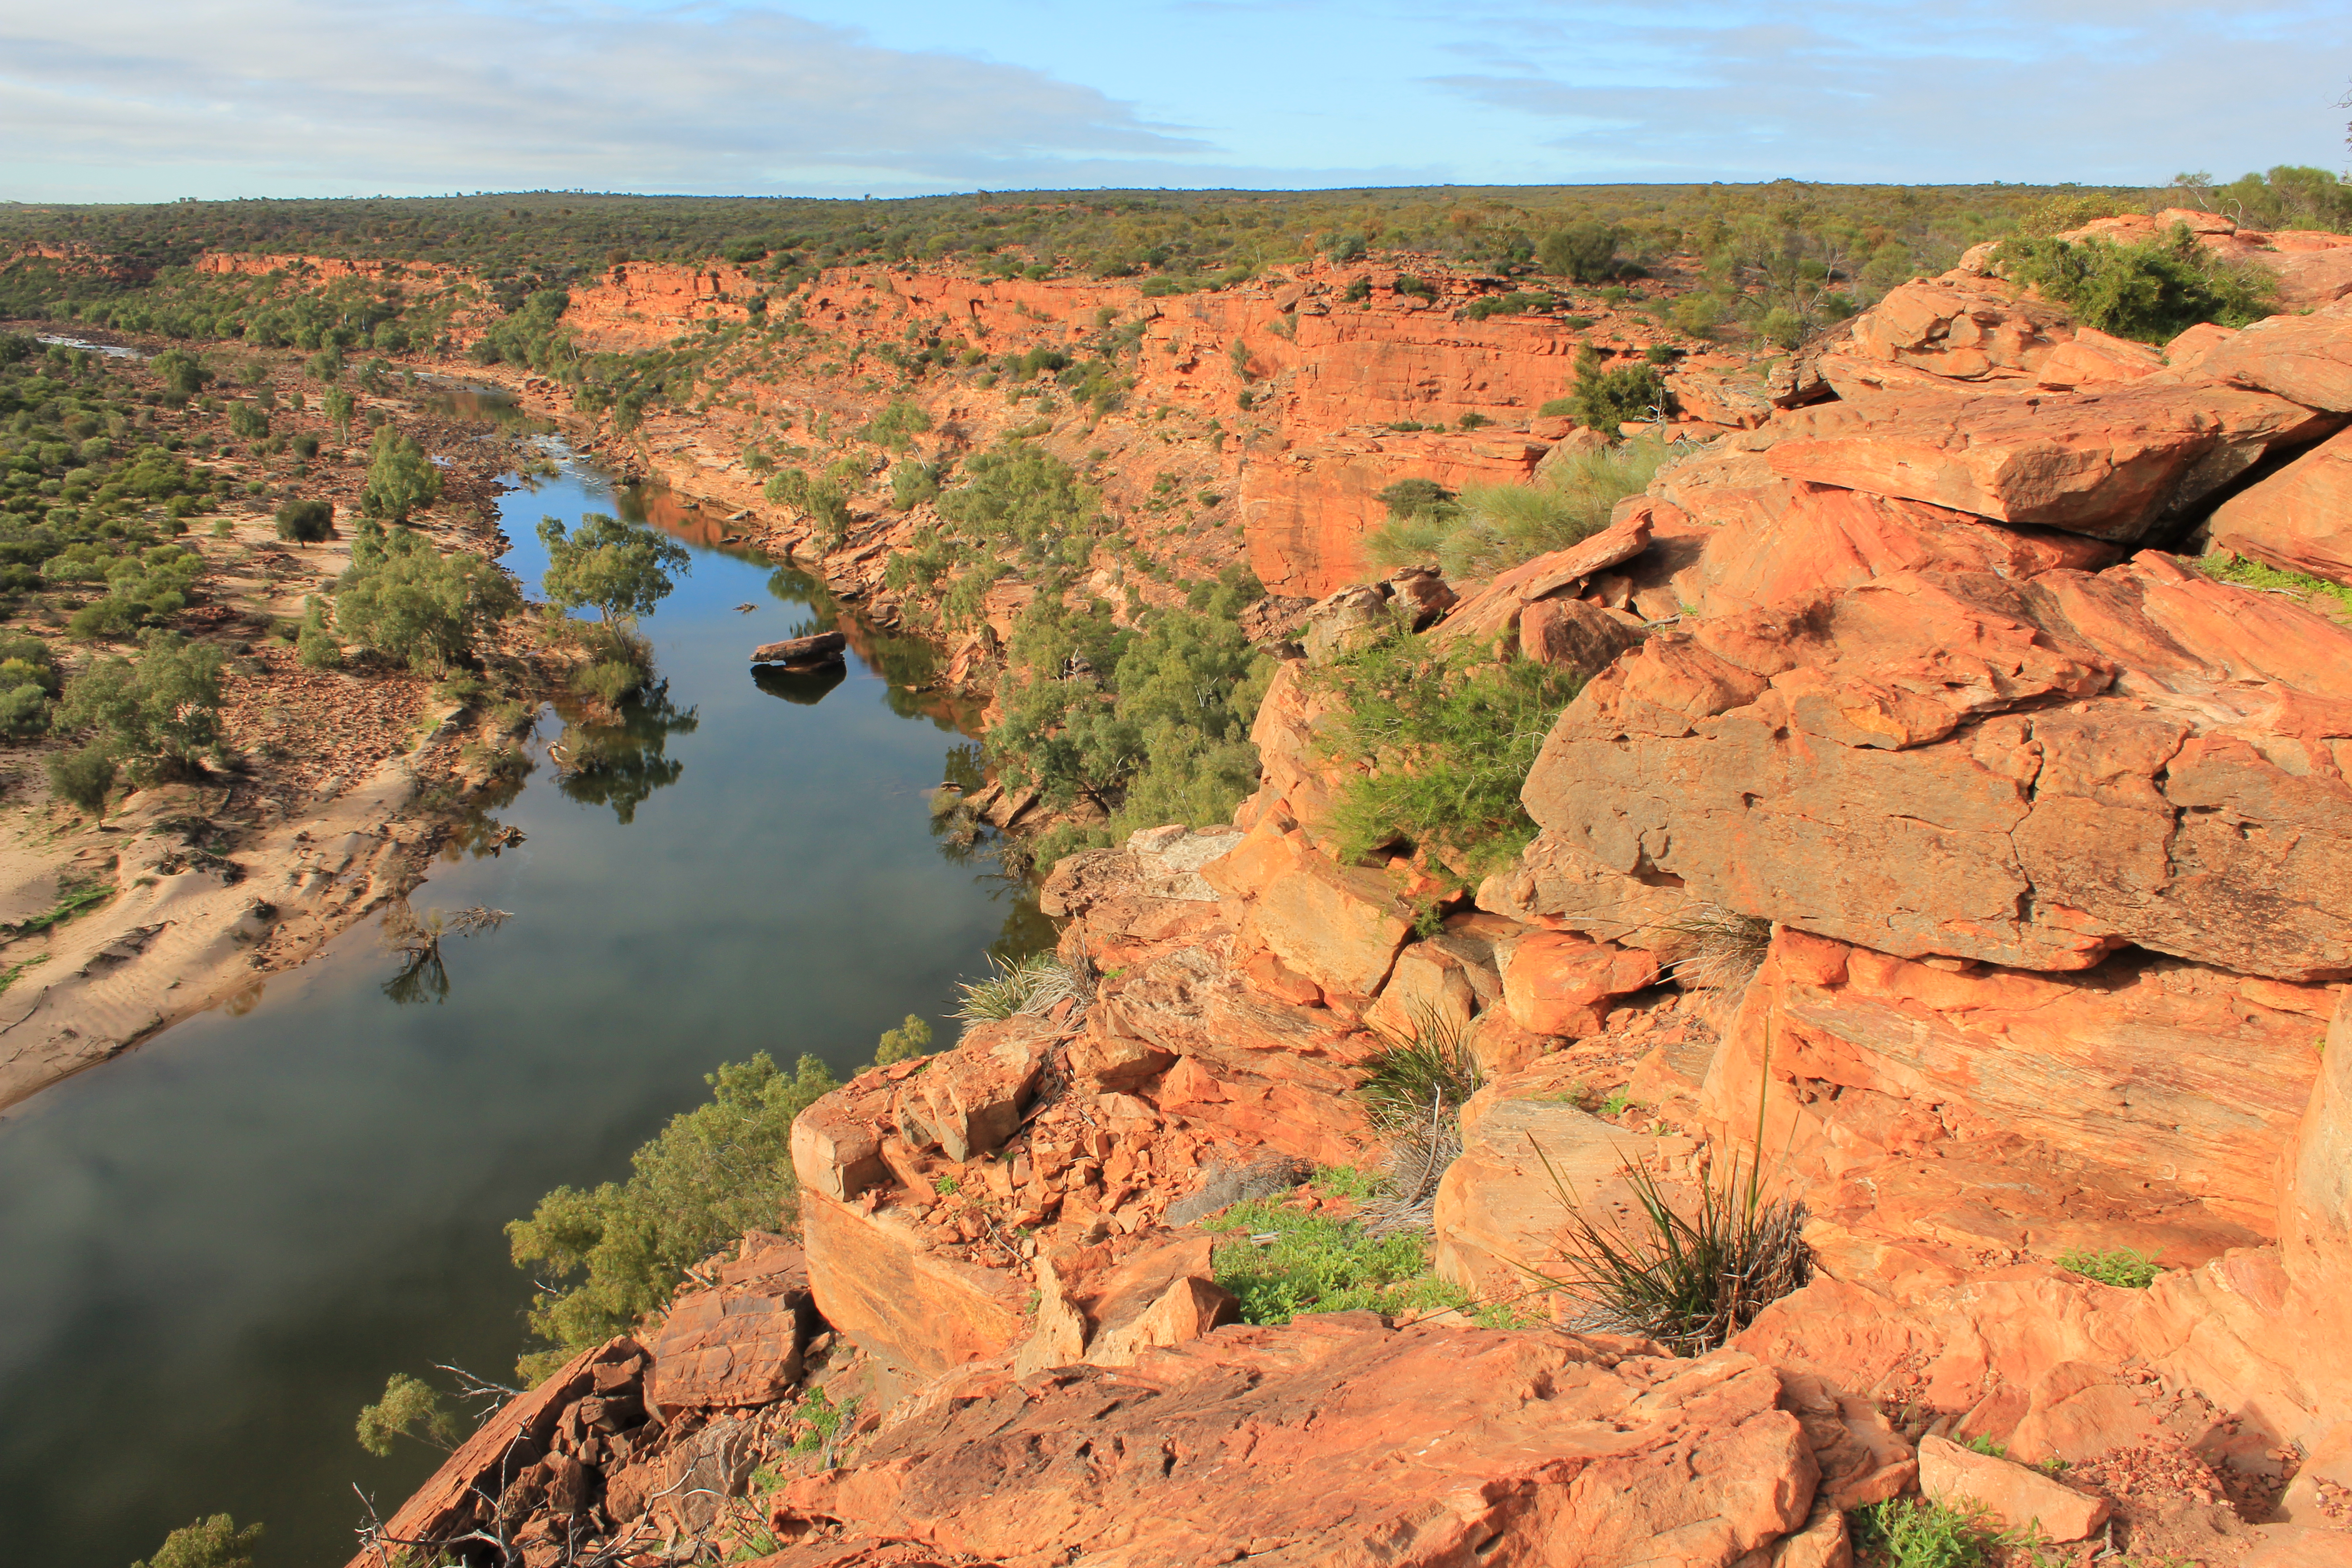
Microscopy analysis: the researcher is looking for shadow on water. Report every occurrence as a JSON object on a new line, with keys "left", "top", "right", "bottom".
{"left": 0, "top": 430, "right": 1048, "bottom": 1568}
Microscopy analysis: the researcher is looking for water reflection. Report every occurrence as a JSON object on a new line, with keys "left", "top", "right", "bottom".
{"left": 548, "top": 682, "right": 701, "bottom": 825}
{"left": 752, "top": 662, "right": 847, "bottom": 706}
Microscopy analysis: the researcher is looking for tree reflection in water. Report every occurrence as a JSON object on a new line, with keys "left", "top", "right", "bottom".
{"left": 550, "top": 681, "right": 701, "bottom": 825}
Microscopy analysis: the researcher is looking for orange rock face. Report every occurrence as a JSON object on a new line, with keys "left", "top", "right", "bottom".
{"left": 1702, "top": 930, "right": 2329, "bottom": 1256}
{"left": 1763, "top": 382, "right": 2334, "bottom": 540}
{"left": 1525, "top": 557, "right": 2352, "bottom": 978}
{"left": 1916, "top": 1433, "right": 2112, "bottom": 1540}
{"left": 2209, "top": 424, "right": 2352, "bottom": 586}
{"left": 768, "top": 1318, "right": 1821, "bottom": 1568}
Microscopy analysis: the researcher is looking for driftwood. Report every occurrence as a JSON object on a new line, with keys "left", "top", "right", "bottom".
{"left": 750, "top": 631, "right": 846, "bottom": 667}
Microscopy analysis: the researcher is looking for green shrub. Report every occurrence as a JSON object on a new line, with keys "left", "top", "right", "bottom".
{"left": 861, "top": 397, "right": 932, "bottom": 451}
{"left": 355, "top": 1372, "right": 459, "bottom": 1457}
{"left": 358, "top": 426, "right": 442, "bottom": 522}
{"left": 1205, "top": 1192, "right": 1468, "bottom": 1324}
{"left": 763, "top": 467, "right": 854, "bottom": 545}
{"left": 274, "top": 497, "right": 333, "bottom": 543}
{"left": 1391, "top": 274, "right": 1437, "bottom": 302}
{"left": 1849, "top": 1497, "right": 1992, "bottom": 1568}
{"left": 129, "top": 1514, "right": 264, "bottom": 1568}
{"left": 2056, "top": 1246, "right": 2161, "bottom": 1289}
{"left": 1994, "top": 224, "right": 2275, "bottom": 342}
{"left": 872, "top": 1014, "right": 934, "bottom": 1064}
{"left": 335, "top": 520, "right": 519, "bottom": 672}
{"left": 1460, "top": 290, "right": 1557, "bottom": 322}
{"left": 1669, "top": 292, "right": 1723, "bottom": 339}
{"left": 1370, "top": 440, "right": 1668, "bottom": 583}
{"left": 1311, "top": 626, "right": 1583, "bottom": 881}
{"left": 507, "top": 1051, "right": 838, "bottom": 1367}
{"left": 294, "top": 595, "right": 342, "bottom": 668}
{"left": 0, "top": 683, "right": 49, "bottom": 738}
{"left": 1539, "top": 222, "right": 1623, "bottom": 283}
{"left": 226, "top": 401, "right": 270, "bottom": 441}
{"left": 60, "top": 545, "right": 203, "bottom": 639}
{"left": 46, "top": 740, "right": 118, "bottom": 813}
{"left": 1342, "top": 277, "right": 1372, "bottom": 303}
{"left": 53, "top": 629, "right": 225, "bottom": 778}
{"left": 1570, "top": 363, "right": 1673, "bottom": 431}
{"left": 890, "top": 461, "right": 942, "bottom": 510}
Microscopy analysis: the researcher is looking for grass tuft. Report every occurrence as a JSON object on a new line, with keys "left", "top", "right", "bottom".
{"left": 2200, "top": 550, "right": 2352, "bottom": 610}
{"left": 952, "top": 950, "right": 1086, "bottom": 1023}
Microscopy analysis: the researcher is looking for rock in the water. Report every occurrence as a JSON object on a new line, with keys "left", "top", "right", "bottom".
{"left": 750, "top": 630, "right": 848, "bottom": 666}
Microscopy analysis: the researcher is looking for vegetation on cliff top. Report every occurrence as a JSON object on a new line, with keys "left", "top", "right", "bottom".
{"left": 1310, "top": 623, "right": 1585, "bottom": 883}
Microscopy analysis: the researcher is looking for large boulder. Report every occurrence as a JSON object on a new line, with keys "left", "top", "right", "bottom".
{"left": 1763, "top": 381, "right": 2337, "bottom": 541}
{"left": 1499, "top": 932, "right": 1661, "bottom": 1037}
{"left": 767, "top": 1318, "right": 1822, "bottom": 1568}
{"left": 644, "top": 1243, "right": 814, "bottom": 1421}
{"left": 2207, "top": 423, "right": 2352, "bottom": 586}
{"left": 797, "top": 1190, "right": 1029, "bottom": 1378}
{"left": 1523, "top": 556, "right": 2352, "bottom": 979}
{"left": 1698, "top": 929, "right": 2331, "bottom": 1260}
{"left": 2195, "top": 301, "right": 2352, "bottom": 413}
{"left": 1821, "top": 274, "right": 2077, "bottom": 395}
{"left": 1432, "top": 1056, "right": 1653, "bottom": 1297}
{"left": 1675, "top": 477, "right": 2119, "bottom": 618}
{"left": 1201, "top": 819, "right": 1415, "bottom": 1000}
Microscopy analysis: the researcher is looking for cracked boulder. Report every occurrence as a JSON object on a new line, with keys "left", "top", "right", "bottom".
{"left": 1523, "top": 554, "right": 2352, "bottom": 980}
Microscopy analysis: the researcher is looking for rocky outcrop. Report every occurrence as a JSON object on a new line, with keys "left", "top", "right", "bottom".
{"left": 1761, "top": 381, "right": 2336, "bottom": 541}
{"left": 1524, "top": 555, "right": 2352, "bottom": 979}
{"left": 2208, "top": 424, "right": 2352, "bottom": 586}
{"left": 764, "top": 1319, "right": 1824, "bottom": 1568}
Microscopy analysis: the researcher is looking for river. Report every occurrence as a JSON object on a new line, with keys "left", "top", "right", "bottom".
{"left": 0, "top": 414, "right": 1041, "bottom": 1566}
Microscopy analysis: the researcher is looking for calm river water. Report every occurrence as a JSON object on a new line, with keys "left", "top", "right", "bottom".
{"left": 0, "top": 422, "right": 1039, "bottom": 1565}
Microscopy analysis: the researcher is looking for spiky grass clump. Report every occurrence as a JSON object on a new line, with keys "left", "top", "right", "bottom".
{"left": 1357, "top": 1008, "right": 1484, "bottom": 1129}
{"left": 1532, "top": 1151, "right": 1811, "bottom": 1355}
{"left": 953, "top": 951, "right": 1082, "bottom": 1023}
{"left": 1662, "top": 903, "right": 1774, "bottom": 995}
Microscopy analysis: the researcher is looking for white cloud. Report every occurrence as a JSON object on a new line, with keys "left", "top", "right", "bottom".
{"left": 0, "top": 0, "right": 1218, "bottom": 200}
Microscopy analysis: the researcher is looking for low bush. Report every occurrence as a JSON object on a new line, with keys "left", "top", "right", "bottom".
{"left": 1848, "top": 1497, "right": 1992, "bottom": 1568}
{"left": 2056, "top": 1245, "right": 2161, "bottom": 1288}
{"left": 274, "top": 497, "right": 333, "bottom": 543}
{"left": 129, "top": 1514, "right": 265, "bottom": 1568}
{"left": 52, "top": 628, "right": 226, "bottom": 780}
{"left": 1540, "top": 222, "right": 1625, "bottom": 283}
{"left": 1369, "top": 439, "right": 1670, "bottom": 583}
{"left": 763, "top": 466, "right": 854, "bottom": 545}
{"left": 1568, "top": 361, "right": 1673, "bottom": 431}
{"left": 506, "top": 1051, "right": 838, "bottom": 1372}
{"left": 1311, "top": 626, "right": 1584, "bottom": 881}
{"left": 334, "top": 520, "right": 520, "bottom": 672}
{"left": 294, "top": 594, "right": 341, "bottom": 668}
{"left": 1994, "top": 224, "right": 2274, "bottom": 343}
{"left": 1204, "top": 1181, "right": 1470, "bottom": 1325}
{"left": 46, "top": 741, "right": 118, "bottom": 813}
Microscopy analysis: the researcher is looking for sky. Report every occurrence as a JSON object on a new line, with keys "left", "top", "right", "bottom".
{"left": 3, "top": 0, "right": 2348, "bottom": 203}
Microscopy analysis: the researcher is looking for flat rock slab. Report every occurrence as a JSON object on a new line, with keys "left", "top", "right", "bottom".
{"left": 645, "top": 1245, "right": 815, "bottom": 1420}
{"left": 764, "top": 1316, "right": 1821, "bottom": 1568}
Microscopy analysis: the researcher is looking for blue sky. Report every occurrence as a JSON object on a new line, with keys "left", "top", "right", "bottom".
{"left": 4, "top": 0, "right": 2347, "bottom": 202}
